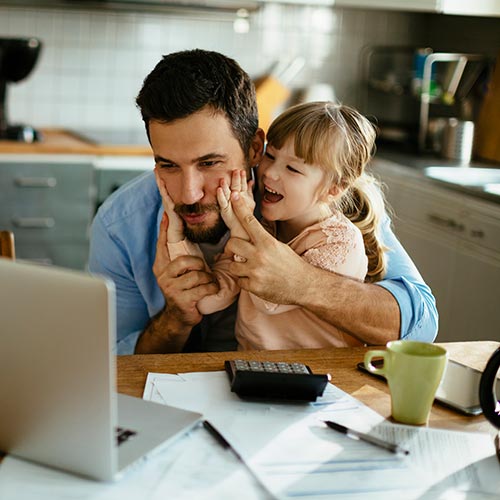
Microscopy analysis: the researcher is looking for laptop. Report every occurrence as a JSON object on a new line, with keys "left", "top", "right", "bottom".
{"left": 0, "top": 258, "right": 202, "bottom": 481}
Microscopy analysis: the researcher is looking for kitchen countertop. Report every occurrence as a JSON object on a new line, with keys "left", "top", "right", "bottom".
{"left": 372, "top": 145, "right": 500, "bottom": 205}
{"left": 0, "top": 128, "right": 152, "bottom": 156}
{"left": 2, "top": 131, "right": 500, "bottom": 204}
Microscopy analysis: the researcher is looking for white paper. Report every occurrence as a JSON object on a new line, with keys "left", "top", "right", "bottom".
{"left": 146, "top": 370, "right": 500, "bottom": 500}
{"left": 0, "top": 425, "right": 266, "bottom": 500}
{"left": 1, "top": 370, "right": 498, "bottom": 500}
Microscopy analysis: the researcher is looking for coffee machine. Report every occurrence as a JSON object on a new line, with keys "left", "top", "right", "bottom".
{"left": 0, "top": 37, "right": 42, "bottom": 143}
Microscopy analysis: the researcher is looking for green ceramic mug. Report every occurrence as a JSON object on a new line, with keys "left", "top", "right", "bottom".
{"left": 364, "top": 340, "right": 448, "bottom": 425}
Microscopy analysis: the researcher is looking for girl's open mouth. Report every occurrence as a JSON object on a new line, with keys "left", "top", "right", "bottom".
{"left": 263, "top": 185, "right": 284, "bottom": 203}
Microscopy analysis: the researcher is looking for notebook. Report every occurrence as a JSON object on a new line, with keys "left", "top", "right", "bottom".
{"left": 0, "top": 258, "right": 202, "bottom": 481}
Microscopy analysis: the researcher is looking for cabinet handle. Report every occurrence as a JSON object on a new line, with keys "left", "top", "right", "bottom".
{"left": 470, "top": 229, "right": 485, "bottom": 238}
{"left": 12, "top": 217, "right": 56, "bottom": 228}
{"left": 427, "top": 213, "right": 464, "bottom": 232}
{"left": 14, "top": 177, "right": 57, "bottom": 188}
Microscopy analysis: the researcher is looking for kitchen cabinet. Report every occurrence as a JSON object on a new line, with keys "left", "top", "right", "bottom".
{"left": 0, "top": 156, "right": 95, "bottom": 270}
{"left": 336, "top": 0, "right": 500, "bottom": 17}
{"left": 93, "top": 156, "right": 154, "bottom": 208}
{"left": 374, "top": 160, "right": 500, "bottom": 342}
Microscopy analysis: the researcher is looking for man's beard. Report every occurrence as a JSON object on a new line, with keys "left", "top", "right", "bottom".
{"left": 175, "top": 202, "right": 228, "bottom": 244}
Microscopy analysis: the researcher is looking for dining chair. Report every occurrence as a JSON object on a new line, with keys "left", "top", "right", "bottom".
{"left": 0, "top": 230, "right": 16, "bottom": 260}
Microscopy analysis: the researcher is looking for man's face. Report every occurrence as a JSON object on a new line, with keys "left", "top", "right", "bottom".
{"left": 150, "top": 107, "right": 251, "bottom": 244}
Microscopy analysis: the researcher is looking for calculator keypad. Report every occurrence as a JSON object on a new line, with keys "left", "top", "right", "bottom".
{"left": 232, "top": 359, "right": 310, "bottom": 374}
{"left": 225, "top": 359, "right": 330, "bottom": 401}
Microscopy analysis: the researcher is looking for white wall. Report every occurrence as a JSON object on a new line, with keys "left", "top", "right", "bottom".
{"left": 0, "top": 4, "right": 430, "bottom": 132}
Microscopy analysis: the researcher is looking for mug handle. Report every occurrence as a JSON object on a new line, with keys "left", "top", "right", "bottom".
{"left": 364, "top": 350, "right": 387, "bottom": 376}
{"left": 479, "top": 347, "right": 500, "bottom": 429}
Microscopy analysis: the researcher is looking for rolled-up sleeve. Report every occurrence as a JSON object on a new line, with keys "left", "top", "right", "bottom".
{"left": 376, "top": 218, "right": 438, "bottom": 342}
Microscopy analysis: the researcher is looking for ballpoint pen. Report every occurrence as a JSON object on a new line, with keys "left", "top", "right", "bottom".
{"left": 324, "top": 420, "right": 410, "bottom": 456}
{"left": 202, "top": 420, "right": 277, "bottom": 499}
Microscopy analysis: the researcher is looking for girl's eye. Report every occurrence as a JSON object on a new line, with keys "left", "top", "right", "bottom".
{"left": 265, "top": 152, "right": 275, "bottom": 160}
{"left": 286, "top": 165, "right": 302, "bottom": 174}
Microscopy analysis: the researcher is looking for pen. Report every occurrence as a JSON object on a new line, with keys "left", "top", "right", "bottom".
{"left": 324, "top": 420, "right": 410, "bottom": 456}
{"left": 202, "top": 420, "right": 276, "bottom": 499}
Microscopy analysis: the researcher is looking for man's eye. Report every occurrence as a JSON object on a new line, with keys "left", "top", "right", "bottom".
{"left": 199, "top": 160, "right": 221, "bottom": 167}
{"left": 157, "top": 162, "right": 177, "bottom": 169}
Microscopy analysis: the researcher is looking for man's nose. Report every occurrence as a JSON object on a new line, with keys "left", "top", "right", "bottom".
{"left": 181, "top": 169, "right": 204, "bottom": 205}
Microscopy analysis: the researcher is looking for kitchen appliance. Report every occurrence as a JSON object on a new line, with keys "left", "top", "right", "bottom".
{"left": 0, "top": 37, "right": 42, "bottom": 143}
{"left": 360, "top": 45, "right": 486, "bottom": 153}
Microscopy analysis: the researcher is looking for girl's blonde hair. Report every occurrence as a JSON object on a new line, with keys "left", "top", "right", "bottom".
{"left": 266, "top": 101, "right": 387, "bottom": 282}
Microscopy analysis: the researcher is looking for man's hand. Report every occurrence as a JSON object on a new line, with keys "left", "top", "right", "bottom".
{"left": 225, "top": 191, "right": 401, "bottom": 346}
{"left": 225, "top": 191, "right": 310, "bottom": 304}
{"left": 153, "top": 212, "right": 219, "bottom": 326}
{"left": 155, "top": 169, "right": 184, "bottom": 243}
{"left": 135, "top": 211, "right": 219, "bottom": 353}
{"left": 217, "top": 169, "right": 255, "bottom": 241}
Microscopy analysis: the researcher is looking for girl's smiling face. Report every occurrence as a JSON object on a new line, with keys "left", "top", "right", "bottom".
{"left": 257, "top": 138, "right": 331, "bottom": 240}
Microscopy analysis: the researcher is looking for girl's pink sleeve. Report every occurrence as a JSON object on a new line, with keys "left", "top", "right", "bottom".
{"left": 302, "top": 225, "right": 367, "bottom": 280}
{"left": 248, "top": 224, "right": 367, "bottom": 316}
{"left": 167, "top": 240, "right": 240, "bottom": 314}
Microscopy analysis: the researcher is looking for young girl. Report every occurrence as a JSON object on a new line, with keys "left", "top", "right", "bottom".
{"left": 159, "top": 101, "right": 387, "bottom": 349}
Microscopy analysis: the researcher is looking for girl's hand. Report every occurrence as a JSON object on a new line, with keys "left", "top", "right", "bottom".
{"left": 155, "top": 169, "right": 184, "bottom": 243}
{"left": 217, "top": 169, "right": 254, "bottom": 241}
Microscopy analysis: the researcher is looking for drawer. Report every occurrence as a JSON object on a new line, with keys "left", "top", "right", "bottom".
{"left": 0, "top": 220, "right": 90, "bottom": 244}
{"left": 0, "top": 161, "right": 93, "bottom": 200}
{"left": 393, "top": 184, "right": 467, "bottom": 238}
{"left": 16, "top": 241, "right": 89, "bottom": 270}
{"left": 465, "top": 212, "right": 500, "bottom": 255}
{"left": 0, "top": 161, "right": 94, "bottom": 241}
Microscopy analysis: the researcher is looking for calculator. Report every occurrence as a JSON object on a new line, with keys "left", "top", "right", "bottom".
{"left": 224, "top": 359, "right": 331, "bottom": 402}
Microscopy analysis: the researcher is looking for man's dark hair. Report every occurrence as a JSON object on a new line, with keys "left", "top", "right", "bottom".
{"left": 136, "top": 49, "right": 259, "bottom": 156}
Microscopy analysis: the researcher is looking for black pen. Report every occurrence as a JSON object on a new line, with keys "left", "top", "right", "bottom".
{"left": 324, "top": 420, "right": 410, "bottom": 456}
{"left": 202, "top": 420, "right": 276, "bottom": 499}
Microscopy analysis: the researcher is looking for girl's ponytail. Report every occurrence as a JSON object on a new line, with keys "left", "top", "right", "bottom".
{"left": 340, "top": 172, "right": 388, "bottom": 282}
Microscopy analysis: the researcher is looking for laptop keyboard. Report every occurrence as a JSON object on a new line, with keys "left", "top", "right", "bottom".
{"left": 116, "top": 427, "right": 137, "bottom": 446}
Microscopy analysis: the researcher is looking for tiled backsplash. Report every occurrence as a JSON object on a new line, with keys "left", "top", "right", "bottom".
{"left": 0, "top": 4, "right": 497, "bottom": 132}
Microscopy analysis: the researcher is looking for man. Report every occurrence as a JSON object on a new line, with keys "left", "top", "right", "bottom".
{"left": 88, "top": 49, "right": 438, "bottom": 355}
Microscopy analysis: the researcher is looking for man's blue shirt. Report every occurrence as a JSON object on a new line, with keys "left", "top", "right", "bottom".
{"left": 88, "top": 170, "right": 438, "bottom": 355}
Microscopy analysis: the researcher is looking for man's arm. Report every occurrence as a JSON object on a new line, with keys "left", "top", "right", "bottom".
{"left": 226, "top": 192, "right": 438, "bottom": 345}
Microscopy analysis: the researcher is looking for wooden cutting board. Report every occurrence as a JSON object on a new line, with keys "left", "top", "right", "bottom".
{"left": 474, "top": 52, "right": 500, "bottom": 164}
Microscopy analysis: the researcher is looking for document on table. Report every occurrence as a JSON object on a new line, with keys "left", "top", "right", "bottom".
{"left": 145, "top": 370, "right": 500, "bottom": 500}
{"left": 0, "top": 423, "right": 266, "bottom": 500}
{"left": 0, "top": 371, "right": 498, "bottom": 500}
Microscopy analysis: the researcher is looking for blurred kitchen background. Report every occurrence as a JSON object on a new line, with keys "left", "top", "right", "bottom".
{"left": 1, "top": 0, "right": 500, "bottom": 343}
{"left": 1, "top": 1, "right": 499, "bottom": 133}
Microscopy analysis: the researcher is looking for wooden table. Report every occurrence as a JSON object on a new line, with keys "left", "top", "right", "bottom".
{"left": 1, "top": 341, "right": 497, "bottom": 465}
{"left": 118, "top": 340, "right": 500, "bottom": 435}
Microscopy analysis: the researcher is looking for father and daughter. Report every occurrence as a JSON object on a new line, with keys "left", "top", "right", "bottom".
{"left": 157, "top": 100, "right": 389, "bottom": 350}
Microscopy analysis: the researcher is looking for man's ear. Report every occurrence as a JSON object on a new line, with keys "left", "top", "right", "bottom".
{"left": 248, "top": 128, "right": 265, "bottom": 166}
